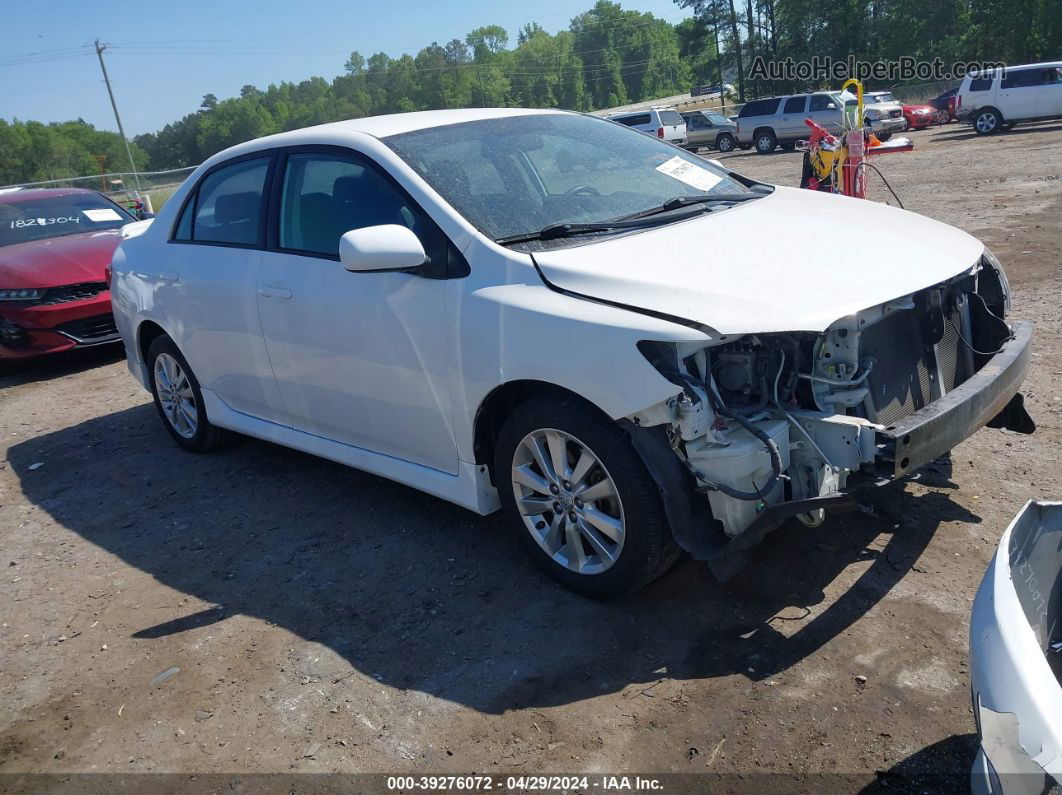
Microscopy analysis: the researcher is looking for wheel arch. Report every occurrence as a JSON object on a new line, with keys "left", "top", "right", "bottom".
{"left": 473, "top": 379, "right": 609, "bottom": 483}
{"left": 136, "top": 319, "right": 169, "bottom": 366}
{"left": 752, "top": 125, "right": 776, "bottom": 140}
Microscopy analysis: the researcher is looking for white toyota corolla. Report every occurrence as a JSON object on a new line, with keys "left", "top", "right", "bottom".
{"left": 112, "top": 108, "right": 1034, "bottom": 597}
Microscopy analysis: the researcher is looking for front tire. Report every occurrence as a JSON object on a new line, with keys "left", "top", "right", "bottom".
{"left": 494, "top": 394, "right": 678, "bottom": 599}
{"left": 147, "top": 335, "right": 228, "bottom": 453}
{"left": 974, "top": 108, "right": 1003, "bottom": 135}
{"left": 715, "top": 132, "right": 736, "bottom": 153}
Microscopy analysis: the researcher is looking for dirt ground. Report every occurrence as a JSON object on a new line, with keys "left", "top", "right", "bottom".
{"left": 1, "top": 121, "right": 1060, "bottom": 793}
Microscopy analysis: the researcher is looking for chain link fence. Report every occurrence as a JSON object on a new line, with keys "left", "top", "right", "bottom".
{"left": 1, "top": 166, "right": 199, "bottom": 212}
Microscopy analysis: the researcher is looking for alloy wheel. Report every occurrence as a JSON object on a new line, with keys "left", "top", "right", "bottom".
{"left": 153, "top": 353, "right": 198, "bottom": 439}
{"left": 975, "top": 111, "right": 998, "bottom": 133}
{"left": 510, "top": 428, "right": 625, "bottom": 575}
{"left": 717, "top": 135, "right": 735, "bottom": 153}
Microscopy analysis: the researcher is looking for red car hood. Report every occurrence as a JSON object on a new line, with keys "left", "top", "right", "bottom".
{"left": 0, "top": 229, "right": 121, "bottom": 288}
{"left": 903, "top": 104, "right": 935, "bottom": 113}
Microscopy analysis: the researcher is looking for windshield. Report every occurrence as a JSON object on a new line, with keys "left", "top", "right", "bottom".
{"left": 704, "top": 112, "right": 731, "bottom": 125}
{"left": 865, "top": 93, "right": 897, "bottom": 104}
{"left": 383, "top": 113, "right": 751, "bottom": 245}
{"left": 0, "top": 193, "right": 133, "bottom": 248}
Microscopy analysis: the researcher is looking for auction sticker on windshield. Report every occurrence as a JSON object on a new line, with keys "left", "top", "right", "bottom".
{"left": 82, "top": 208, "right": 123, "bottom": 222}
{"left": 655, "top": 155, "right": 723, "bottom": 192}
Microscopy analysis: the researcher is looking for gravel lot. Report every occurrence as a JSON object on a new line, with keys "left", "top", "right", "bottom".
{"left": 2, "top": 120, "right": 1060, "bottom": 792}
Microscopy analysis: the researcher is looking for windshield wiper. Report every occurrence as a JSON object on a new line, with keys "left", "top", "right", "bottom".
{"left": 495, "top": 194, "right": 761, "bottom": 247}
{"left": 614, "top": 193, "right": 761, "bottom": 222}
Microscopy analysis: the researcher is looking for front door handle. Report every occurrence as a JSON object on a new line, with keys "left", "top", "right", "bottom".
{"left": 258, "top": 285, "right": 292, "bottom": 300}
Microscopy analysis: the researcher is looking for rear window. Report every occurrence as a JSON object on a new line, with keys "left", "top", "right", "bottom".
{"left": 738, "top": 98, "right": 781, "bottom": 118}
{"left": 613, "top": 113, "right": 651, "bottom": 127}
{"left": 783, "top": 96, "right": 807, "bottom": 114}
{"left": 968, "top": 75, "right": 994, "bottom": 91}
{"left": 658, "top": 110, "right": 684, "bottom": 126}
{"left": 175, "top": 157, "right": 270, "bottom": 246}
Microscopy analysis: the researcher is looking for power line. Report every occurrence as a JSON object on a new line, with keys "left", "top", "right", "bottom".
{"left": 93, "top": 39, "right": 142, "bottom": 192}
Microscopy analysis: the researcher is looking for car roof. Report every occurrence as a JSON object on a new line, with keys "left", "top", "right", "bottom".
{"left": 0, "top": 187, "right": 102, "bottom": 206}
{"left": 263, "top": 107, "right": 564, "bottom": 143}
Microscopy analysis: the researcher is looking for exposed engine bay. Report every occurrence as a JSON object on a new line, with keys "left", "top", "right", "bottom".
{"left": 629, "top": 252, "right": 1033, "bottom": 551}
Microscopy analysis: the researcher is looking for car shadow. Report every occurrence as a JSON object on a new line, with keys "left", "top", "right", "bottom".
{"left": 0, "top": 344, "right": 125, "bottom": 388}
{"left": 931, "top": 120, "right": 1062, "bottom": 142}
{"left": 860, "top": 734, "right": 978, "bottom": 794}
{"left": 8, "top": 404, "right": 980, "bottom": 714}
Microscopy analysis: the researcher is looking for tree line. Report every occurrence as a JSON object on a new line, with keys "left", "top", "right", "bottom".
{"left": 2, "top": 0, "right": 1058, "bottom": 183}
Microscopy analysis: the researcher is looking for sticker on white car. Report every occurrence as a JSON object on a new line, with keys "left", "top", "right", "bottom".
{"left": 655, "top": 155, "right": 723, "bottom": 192}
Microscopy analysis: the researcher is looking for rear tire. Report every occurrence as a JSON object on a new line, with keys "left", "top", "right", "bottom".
{"left": 754, "top": 129, "right": 777, "bottom": 154}
{"left": 147, "top": 335, "right": 229, "bottom": 453}
{"left": 974, "top": 108, "right": 1003, "bottom": 135}
{"left": 780, "top": 141, "right": 796, "bottom": 152}
{"left": 494, "top": 394, "right": 678, "bottom": 599}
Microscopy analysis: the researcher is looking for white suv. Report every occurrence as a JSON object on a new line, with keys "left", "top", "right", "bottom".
{"left": 607, "top": 107, "right": 687, "bottom": 146}
{"left": 957, "top": 62, "right": 1062, "bottom": 134}
{"left": 111, "top": 108, "right": 1033, "bottom": 598}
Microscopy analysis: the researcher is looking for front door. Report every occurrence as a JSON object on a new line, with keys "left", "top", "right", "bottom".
{"left": 256, "top": 149, "right": 459, "bottom": 474}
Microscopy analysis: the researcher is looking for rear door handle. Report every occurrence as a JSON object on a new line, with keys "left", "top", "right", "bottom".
{"left": 258, "top": 285, "right": 292, "bottom": 300}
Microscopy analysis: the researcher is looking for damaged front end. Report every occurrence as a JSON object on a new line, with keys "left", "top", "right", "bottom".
{"left": 628, "top": 251, "right": 1034, "bottom": 579}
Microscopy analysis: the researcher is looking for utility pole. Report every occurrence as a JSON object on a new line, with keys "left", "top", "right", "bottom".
{"left": 94, "top": 39, "right": 142, "bottom": 192}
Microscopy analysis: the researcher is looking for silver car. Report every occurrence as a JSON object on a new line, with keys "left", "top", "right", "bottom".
{"left": 735, "top": 92, "right": 848, "bottom": 153}
{"left": 681, "top": 110, "right": 739, "bottom": 153}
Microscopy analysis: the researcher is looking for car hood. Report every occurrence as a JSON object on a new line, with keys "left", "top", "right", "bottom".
{"left": 0, "top": 230, "right": 121, "bottom": 287}
{"left": 531, "top": 186, "right": 984, "bottom": 335}
{"left": 904, "top": 104, "right": 935, "bottom": 113}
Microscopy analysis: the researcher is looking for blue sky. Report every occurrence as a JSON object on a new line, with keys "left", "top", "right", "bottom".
{"left": 3, "top": 0, "right": 689, "bottom": 137}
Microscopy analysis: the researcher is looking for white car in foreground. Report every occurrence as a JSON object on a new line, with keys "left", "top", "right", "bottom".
{"left": 970, "top": 500, "right": 1062, "bottom": 793}
{"left": 112, "top": 108, "right": 1034, "bottom": 597}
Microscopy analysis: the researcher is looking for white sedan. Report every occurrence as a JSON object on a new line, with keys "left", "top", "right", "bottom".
{"left": 111, "top": 107, "right": 1033, "bottom": 597}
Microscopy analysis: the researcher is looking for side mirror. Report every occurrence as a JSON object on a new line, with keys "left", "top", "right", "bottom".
{"left": 826, "top": 103, "right": 837, "bottom": 110}
{"left": 339, "top": 224, "right": 426, "bottom": 273}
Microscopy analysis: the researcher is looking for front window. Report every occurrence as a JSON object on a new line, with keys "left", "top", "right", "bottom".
{"left": 0, "top": 192, "right": 134, "bottom": 247}
{"left": 383, "top": 113, "right": 752, "bottom": 247}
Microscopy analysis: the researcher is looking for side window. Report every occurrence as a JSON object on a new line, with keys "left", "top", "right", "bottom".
{"left": 189, "top": 158, "right": 270, "bottom": 246}
{"left": 1001, "top": 68, "right": 1038, "bottom": 89}
{"left": 739, "top": 98, "right": 780, "bottom": 118}
{"left": 616, "top": 113, "right": 651, "bottom": 127}
{"left": 969, "top": 75, "right": 994, "bottom": 92}
{"left": 809, "top": 95, "right": 835, "bottom": 112}
{"left": 278, "top": 152, "right": 445, "bottom": 264}
{"left": 783, "top": 96, "right": 807, "bottom": 114}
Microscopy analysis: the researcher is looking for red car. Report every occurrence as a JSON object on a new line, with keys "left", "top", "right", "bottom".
{"left": 902, "top": 103, "right": 946, "bottom": 130}
{"left": 0, "top": 187, "right": 136, "bottom": 361}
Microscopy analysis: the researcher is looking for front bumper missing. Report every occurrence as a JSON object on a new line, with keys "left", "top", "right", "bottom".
{"left": 880, "top": 320, "right": 1033, "bottom": 478}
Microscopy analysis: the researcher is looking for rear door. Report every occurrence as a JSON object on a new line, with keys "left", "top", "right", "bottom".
{"left": 162, "top": 154, "right": 286, "bottom": 422}
{"left": 656, "top": 109, "right": 686, "bottom": 143}
{"left": 779, "top": 95, "right": 809, "bottom": 140}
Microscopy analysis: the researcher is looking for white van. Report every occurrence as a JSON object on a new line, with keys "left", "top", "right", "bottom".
{"left": 607, "top": 107, "right": 687, "bottom": 146}
{"left": 956, "top": 61, "right": 1062, "bottom": 134}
